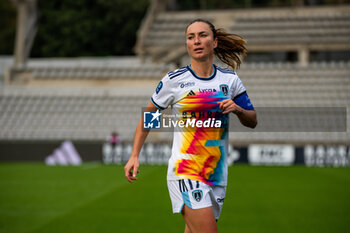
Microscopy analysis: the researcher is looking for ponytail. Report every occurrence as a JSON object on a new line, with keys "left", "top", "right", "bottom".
{"left": 186, "top": 19, "right": 247, "bottom": 70}
{"left": 214, "top": 29, "right": 247, "bottom": 70}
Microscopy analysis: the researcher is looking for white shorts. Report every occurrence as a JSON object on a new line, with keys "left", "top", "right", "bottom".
{"left": 167, "top": 179, "right": 226, "bottom": 220}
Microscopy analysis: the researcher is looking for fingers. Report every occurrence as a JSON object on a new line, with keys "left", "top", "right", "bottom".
{"left": 218, "top": 99, "right": 236, "bottom": 114}
{"left": 218, "top": 100, "right": 223, "bottom": 110}
{"left": 132, "top": 166, "right": 139, "bottom": 179}
{"left": 124, "top": 167, "right": 132, "bottom": 183}
{"left": 125, "top": 169, "right": 137, "bottom": 183}
{"left": 124, "top": 161, "right": 140, "bottom": 183}
{"left": 129, "top": 169, "right": 139, "bottom": 183}
{"left": 222, "top": 108, "right": 231, "bottom": 114}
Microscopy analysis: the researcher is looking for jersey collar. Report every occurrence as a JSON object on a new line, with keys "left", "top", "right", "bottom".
{"left": 187, "top": 64, "right": 217, "bottom": 81}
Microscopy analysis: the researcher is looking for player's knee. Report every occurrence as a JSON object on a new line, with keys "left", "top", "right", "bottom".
{"left": 182, "top": 206, "right": 217, "bottom": 233}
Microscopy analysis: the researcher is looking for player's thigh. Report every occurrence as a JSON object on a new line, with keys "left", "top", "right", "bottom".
{"left": 182, "top": 204, "right": 218, "bottom": 233}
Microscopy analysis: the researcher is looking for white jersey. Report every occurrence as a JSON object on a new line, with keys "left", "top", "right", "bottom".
{"left": 151, "top": 64, "right": 246, "bottom": 186}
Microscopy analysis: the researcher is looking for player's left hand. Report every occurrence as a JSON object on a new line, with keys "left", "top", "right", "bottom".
{"left": 218, "top": 99, "right": 242, "bottom": 115}
{"left": 124, "top": 156, "right": 140, "bottom": 183}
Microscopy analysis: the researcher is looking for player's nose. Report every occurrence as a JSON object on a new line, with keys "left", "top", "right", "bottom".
{"left": 194, "top": 36, "right": 200, "bottom": 44}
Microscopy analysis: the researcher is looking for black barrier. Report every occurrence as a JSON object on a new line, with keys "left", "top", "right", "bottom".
{"left": 1, "top": 141, "right": 349, "bottom": 167}
{"left": 0, "top": 141, "right": 102, "bottom": 162}
{"left": 103, "top": 143, "right": 350, "bottom": 167}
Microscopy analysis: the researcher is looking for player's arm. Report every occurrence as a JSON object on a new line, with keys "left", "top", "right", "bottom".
{"left": 218, "top": 92, "right": 257, "bottom": 128}
{"left": 124, "top": 100, "right": 158, "bottom": 183}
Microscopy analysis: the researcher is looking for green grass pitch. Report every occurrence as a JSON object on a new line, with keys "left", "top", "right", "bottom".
{"left": 0, "top": 163, "right": 349, "bottom": 233}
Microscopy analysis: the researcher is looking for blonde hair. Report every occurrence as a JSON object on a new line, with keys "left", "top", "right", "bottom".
{"left": 186, "top": 19, "right": 247, "bottom": 70}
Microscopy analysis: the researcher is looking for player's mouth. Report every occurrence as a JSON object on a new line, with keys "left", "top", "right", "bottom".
{"left": 194, "top": 48, "right": 204, "bottom": 53}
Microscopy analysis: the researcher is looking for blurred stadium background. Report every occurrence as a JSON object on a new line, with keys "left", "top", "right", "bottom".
{"left": 0, "top": 0, "right": 349, "bottom": 233}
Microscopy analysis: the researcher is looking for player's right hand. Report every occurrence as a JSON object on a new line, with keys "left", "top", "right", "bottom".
{"left": 124, "top": 156, "right": 140, "bottom": 183}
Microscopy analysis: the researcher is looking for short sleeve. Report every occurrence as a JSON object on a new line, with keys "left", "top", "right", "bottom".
{"left": 151, "top": 75, "right": 175, "bottom": 110}
{"left": 231, "top": 76, "right": 254, "bottom": 110}
{"left": 230, "top": 76, "right": 246, "bottom": 99}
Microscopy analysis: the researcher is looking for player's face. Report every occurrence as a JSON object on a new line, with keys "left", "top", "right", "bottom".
{"left": 186, "top": 22, "right": 217, "bottom": 62}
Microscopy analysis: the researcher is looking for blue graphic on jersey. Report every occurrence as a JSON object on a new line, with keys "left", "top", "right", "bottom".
{"left": 156, "top": 81, "right": 163, "bottom": 94}
{"left": 234, "top": 92, "right": 254, "bottom": 110}
{"left": 208, "top": 144, "right": 226, "bottom": 185}
{"left": 143, "top": 110, "right": 161, "bottom": 129}
{"left": 182, "top": 192, "right": 192, "bottom": 208}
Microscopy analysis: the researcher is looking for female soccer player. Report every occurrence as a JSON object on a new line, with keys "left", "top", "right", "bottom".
{"left": 124, "top": 19, "right": 257, "bottom": 233}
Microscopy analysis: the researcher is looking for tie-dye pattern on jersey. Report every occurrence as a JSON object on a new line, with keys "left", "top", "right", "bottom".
{"left": 174, "top": 91, "right": 229, "bottom": 186}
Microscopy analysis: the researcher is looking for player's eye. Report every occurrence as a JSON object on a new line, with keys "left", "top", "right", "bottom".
{"left": 187, "top": 36, "right": 193, "bottom": 40}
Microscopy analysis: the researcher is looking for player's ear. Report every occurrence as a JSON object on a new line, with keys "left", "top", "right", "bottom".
{"left": 213, "top": 37, "right": 218, "bottom": 49}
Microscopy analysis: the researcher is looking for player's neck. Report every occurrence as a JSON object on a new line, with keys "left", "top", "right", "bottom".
{"left": 190, "top": 60, "right": 214, "bottom": 78}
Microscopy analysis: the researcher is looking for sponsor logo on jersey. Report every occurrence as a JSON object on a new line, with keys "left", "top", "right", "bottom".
{"left": 186, "top": 90, "right": 195, "bottom": 97}
{"left": 217, "top": 197, "right": 225, "bottom": 203}
{"left": 143, "top": 110, "right": 161, "bottom": 129}
{"left": 192, "top": 190, "right": 203, "bottom": 202}
{"left": 180, "top": 82, "right": 195, "bottom": 88}
{"left": 199, "top": 88, "right": 217, "bottom": 93}
{"left": 182, "top": 111, "right": 224, "bottom": 119}
{"left": 156, "top": 81, "right": 163, "bottom": 94}
{"left": 220, "top": 84, "right": 229, "bottom": 96}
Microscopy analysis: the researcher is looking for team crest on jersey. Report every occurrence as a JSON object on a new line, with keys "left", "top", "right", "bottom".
{"left": 220, "top": 84, "right": 229, "bottom": 96}
{"left": 192, "top": 190, "right": 203, "bottom": 202}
